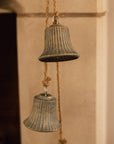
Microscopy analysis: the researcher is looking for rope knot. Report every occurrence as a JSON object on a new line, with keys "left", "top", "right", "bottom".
{"left": 42, "top": 76, "right": 51, "bottom": 87}
{"left": 59, "top": 138, "right": 67, "bottom": 144}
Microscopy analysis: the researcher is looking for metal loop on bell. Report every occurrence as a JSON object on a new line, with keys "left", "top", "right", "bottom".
{"left": 52, "top": 15, "right": 60, "bottom": 24}
{"left": 23, "top": 93, "right": 61, "bottom": 132}
{"left": 52, "top": 12, "right": 60, "bottom": 24}
{"left": 44, "top": 86, "right": 48, "bottom": 96}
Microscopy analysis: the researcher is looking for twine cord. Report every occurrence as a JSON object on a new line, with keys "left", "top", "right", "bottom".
{"left": 43, "top": 0, "right": 67, "bottom": 142}
{"left": 42, "top": 0, "right": 51, "bottom": 90}
{"left": 53, "top": 0, "right": 57, "bottom": 14}
{"left": 53, "top": 0, "right": 67, "bottom": 143}
{"left": 56, "top": 62, "right": 63, "bottom": 139}
{"left": 45, "top": 0, "right": 49, "bottom": 28}
{"left": 56, "top": 63, "right": 67, "bottom": 144}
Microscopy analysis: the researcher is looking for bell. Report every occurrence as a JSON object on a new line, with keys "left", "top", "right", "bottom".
{"left": 39, "top": 22, "right": 79, "bottom": 62}
{"left": 23, "top": 93, "right": 61, "bottom": 132}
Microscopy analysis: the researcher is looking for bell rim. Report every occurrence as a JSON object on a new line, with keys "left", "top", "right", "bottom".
{"left": 23, "top": 120, "right": 61, "bottom": 133}
{"left": 39, "top": 53, "right": 79, "bottom": 62}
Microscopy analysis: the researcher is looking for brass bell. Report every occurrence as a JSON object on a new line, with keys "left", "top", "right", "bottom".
{"left": 23, "top": 93, "right": 61, "bottom": 132}
{"left": 39, "top": 16, "right": 79, "bottom": 62}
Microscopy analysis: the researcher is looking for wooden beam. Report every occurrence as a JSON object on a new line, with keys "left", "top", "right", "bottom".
{"left": 17, "top": 11, "right": 106, "bottom": 18}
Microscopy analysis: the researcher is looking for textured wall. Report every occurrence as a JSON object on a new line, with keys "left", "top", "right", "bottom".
{"left": 96, "top": 16, "right": 107, "bottom": 144}
{"left": 17, "top": 18, "right": 96, "bottom": 144}
{"left": 16, "top": 0, "right": 106, "bottom": 144}
{"left": 107, "top": 0, "right": 114, "bottom": 143}
{"left": 17, "top": 0, "right": 96, "bottom": 13}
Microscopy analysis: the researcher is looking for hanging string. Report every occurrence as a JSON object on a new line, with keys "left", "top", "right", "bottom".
{"left": 53, "top": 0, "right": 67, "bottom": 143}
{"left": 56, "top": 62, "right": 62, "bottom": 137}
{"left": 45, "top": 0, "right": 49, "bottom": 28}
{"left": 42, "top": 0, "right": 51, "bottom": 92}
{"left": 53, "top": 0, "right": 57, "bottom": 14}
{"left": 56, "top": 62, "right": 67, "bottom": 144}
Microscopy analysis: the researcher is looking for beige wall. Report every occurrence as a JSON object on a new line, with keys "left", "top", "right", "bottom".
{"left": 107, "top": 0, "right": 114, "bottom": 143}
{"left": 17, "top": 16, "right": 96, "bottom": 144}
{"left": 96, "top": 16, "right": 107, "bottom": 144}
{"left": 0, "top": 0, "right": 111, "bottom": 143}
{"left": 16, "top": 0, "right": 107, "bottom": 144}
{"left": 17, "top": 0, "right": 97, "bottom": 13}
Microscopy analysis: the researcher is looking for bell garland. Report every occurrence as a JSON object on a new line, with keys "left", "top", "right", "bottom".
{"left": 23, "top": 0, "right": 61, "bottom": 133}
{"left": 23, "top": 0, "right": 79, "bottom": 143}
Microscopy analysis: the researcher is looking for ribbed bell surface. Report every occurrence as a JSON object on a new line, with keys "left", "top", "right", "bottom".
{"left": 23, "top": 93, "right": 61, "bottom": 132}
{"left": 39, "top": 23, "right": 79, "bottom": 62}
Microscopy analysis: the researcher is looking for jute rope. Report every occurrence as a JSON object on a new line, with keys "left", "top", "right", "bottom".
{"left": 42, "top": 0, "right": 51, "bottom": 88}
{"left": 56, "top": 63, "right": 67, "bottom": 144}
{"left": 53, "top": 0, "right": 57, "bottom": 14}
{"left": 45, "top": 0, "right": 49, "bottom": 28}
{"left": 53, "top": 0, "right": 67, "bottom": 143}
{"left": 56, "top": 62, "right": 62, "bottom": 139}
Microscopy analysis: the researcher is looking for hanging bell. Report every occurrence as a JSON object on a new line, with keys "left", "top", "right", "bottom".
{"left": 23, "top": 93, "right": 61, "bottom": 132}
{"left": 39, "top": 15, "right": 79, "bottom": 62}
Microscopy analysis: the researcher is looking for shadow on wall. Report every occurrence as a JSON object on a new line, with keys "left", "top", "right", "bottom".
{"left": 0, "top": 0, "right": 23, "bottom": 12}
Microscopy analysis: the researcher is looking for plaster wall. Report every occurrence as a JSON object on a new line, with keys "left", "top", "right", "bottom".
{"left": 16, "top": 0, "right": 107, "bottom": 144}
{"left": 17, "top": 17, "right": 96, "bottom": 144}
{"left": 17, "top": 0, "right": 97, "bottom": 13}
{"left": 106, "top": 0, "right": 114, "bottom": 143}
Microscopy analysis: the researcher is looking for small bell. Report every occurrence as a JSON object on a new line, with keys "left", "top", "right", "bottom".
{"left": 23, "top": 93, "right": 61, "bottom": 132}
{"left": 39, "top": 14, "right": 79, "bottom": 62}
